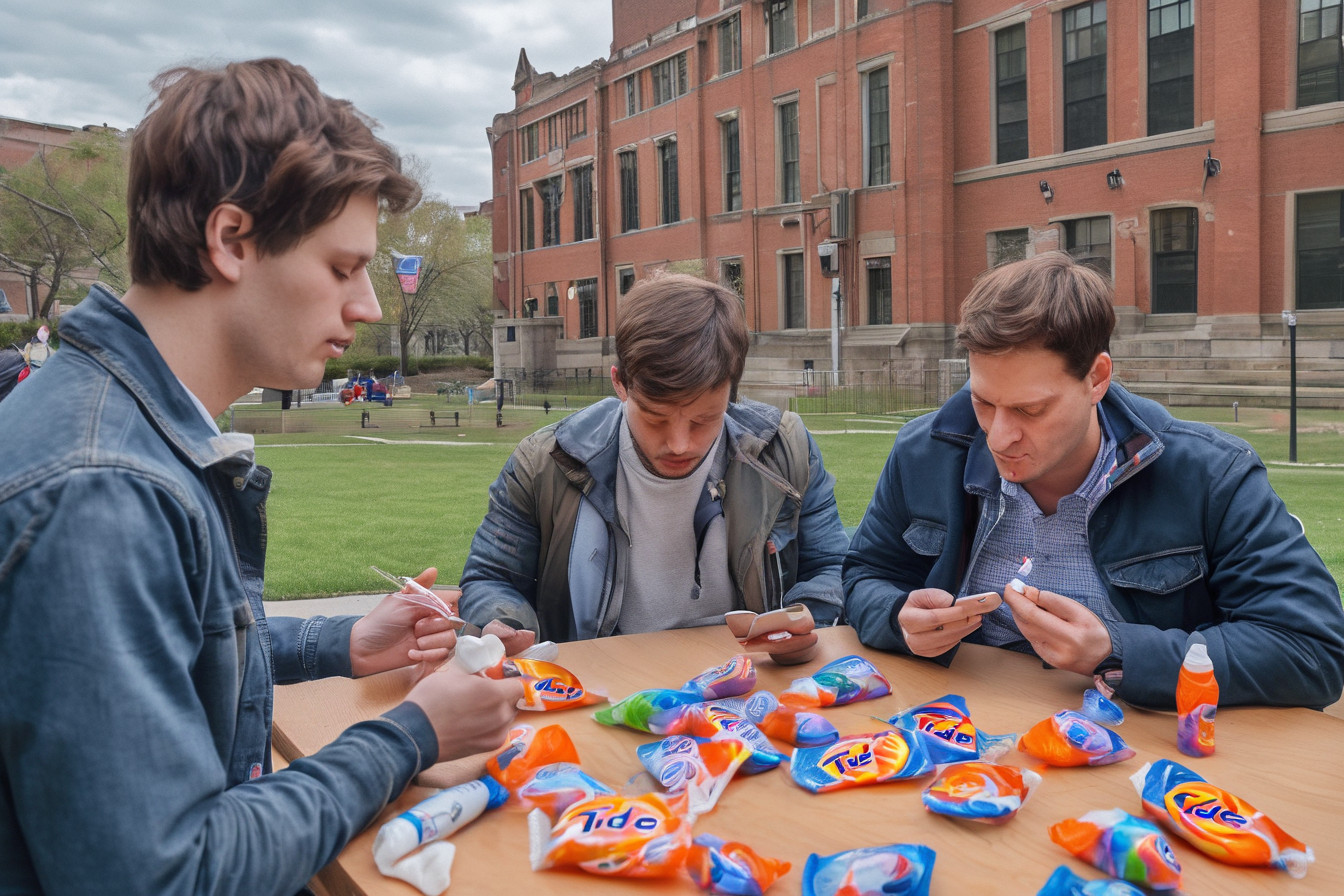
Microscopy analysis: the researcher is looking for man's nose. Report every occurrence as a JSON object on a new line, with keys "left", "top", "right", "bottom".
{"left": 350, "top": 272, "right": 382, "bottom": 324}
{"left": 984, "top": 411, "right": 1018, "bottom": 452}
{"left": 666, "top": 422, "right": 692, "bottom": 454}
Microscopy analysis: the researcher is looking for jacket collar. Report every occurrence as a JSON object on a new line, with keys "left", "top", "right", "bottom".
{"left": 59, "top": 285, "right": 256, "bottom": 473}
{"left": 931, "top": 380, "right": 1165, "bottom": 494}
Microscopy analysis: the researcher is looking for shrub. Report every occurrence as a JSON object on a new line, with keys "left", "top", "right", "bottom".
{"left": 323, "top": 354, "right": 492, "bottom": 382}
{"left": 0, "top": 319, "right": 60, "bottom": 350}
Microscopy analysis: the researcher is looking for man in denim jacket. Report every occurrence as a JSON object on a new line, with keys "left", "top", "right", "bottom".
{"left": 844, "top": 252, "right": 1344, "bottom": 709}
{"left": 460, "top": 275, "right": 849, "bottom": 663}
{"left": 0, "top": 60, "right": 523, "bottom": 895}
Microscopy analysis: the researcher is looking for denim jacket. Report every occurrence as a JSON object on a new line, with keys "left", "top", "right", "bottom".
{"left": 459, "top": 396, "right": 849, "bottom": 641}
{"left": 843, "top": 382, "right": 1344, "bottom": 709}
{"left": 0, "top": 286, "right": 437, "bottom": 895}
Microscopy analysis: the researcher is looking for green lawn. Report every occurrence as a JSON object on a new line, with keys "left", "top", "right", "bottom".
{"left": 257, "top": 403, "right": 1344, "bottom": 598}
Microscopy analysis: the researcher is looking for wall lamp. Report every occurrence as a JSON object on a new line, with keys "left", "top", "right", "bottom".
{"left": 1039, "top": 180, "right": 1054, "bottom": 203}
{"left": 1106, "top": 168, "right": 1124, "bottom": 190}
{"left": 1204, "top": 150, "right": 1221, "bottom": 179}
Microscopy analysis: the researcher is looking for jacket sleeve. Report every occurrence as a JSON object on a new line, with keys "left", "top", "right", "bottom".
{"left": 458, "top": 449, "right": 545, "bottom": 633}
{"left": 781, "top": 430, "right": 849, "bottom": 624}
{"left": 841, "top": 430, "right": 958, "bottom": 665}
{"left": 0, "top": 472, "right": 434, "bottom": 896}
{"left": 267, "top": 613, "right": 357, "bottom": 684}
{"left": 1112, "top": 448, "right": 1344, "bottom": 709}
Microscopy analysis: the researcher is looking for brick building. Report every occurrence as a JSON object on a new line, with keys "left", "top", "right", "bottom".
{"left": 488, "top": 1, "right": 1344, "bottom": 404}
{"left": 0, "top": 116, "right": 82, "bottom": 319}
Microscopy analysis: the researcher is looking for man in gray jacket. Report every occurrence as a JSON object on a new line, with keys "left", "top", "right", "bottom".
{"left": 460, "top": 274, "right": 849, "bottom": 662}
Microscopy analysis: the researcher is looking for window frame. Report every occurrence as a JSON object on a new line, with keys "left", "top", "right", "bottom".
{"left": 1295, "top": 190, "right": 1344, "bottom": 310}
{"left": 1150, "top": 207, "right": 1199, "bottom": 313}
{"left": 1147, "top": 0, "right": 1194, "bottom": 135}
{"left": 721, "top": 115, "right": 742, "bottom": 212}
{"left": 539, "top": 176, "right": 563, "bottom": 247}
{"left": 995, "top": 23, "right": 1028, "bottom": 163}
{"left": 576, "top": 278, "right": 599, "bottom": 339}
{"left": 718, "top": 14, "right": 742, "bottom": 76}
{"left": 782, "top": 251, "right": 806, "bottom": 329}
{"left": 864, "top": 67, "right": 891, "bottom": 186}
{"left": 618, "top": 149, "right": 640, "bottom": 233}
{"left": 777, "top": 99, "right": 801, "bottom": 204}
{"left": 1063, "top": 1, "right": 1109, "bottom": 152}
{"left": 572, "top": 164, "right": 595, "bottom": 242}
{"left": 1298, "top": 0, "right": 1344, "bottom": 107}
{"left": 657, "top": 137, "right": 680, "bottom": 225}
{"left": 1063, "top": 215, "right": 1113, "bottom": 279}
{"left": 519, "top": 187, "right": 535, "bottom": 251}
{"left": 865, "top": 257, "right": 893, "bottom": 325}
{"left": 767, "top": 0, "right": 797, "bottom": 55}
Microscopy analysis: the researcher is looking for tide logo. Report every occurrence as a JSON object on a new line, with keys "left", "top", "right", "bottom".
{"left": 914, "top": 711, "right": 976, "bottom": 748}
{"left": 573, "top": 804, "right": 663, "bottom": 834}
{"left": 1169, "top": 784, "right": 1249, "bottom": 829}
{"left": 532, "top": 676, "right": 583, "bottom": 702}
{"left": 818, "top": 740, "right": 875, "bottom": 778}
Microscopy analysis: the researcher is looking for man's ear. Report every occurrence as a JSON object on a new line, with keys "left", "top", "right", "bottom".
{"left": 610, "top": 365, "right": 627, "bottom": 401}
{"left": 1088, "top": 352, "right": 1113, "bottom": 404}
{"left": 203, "top": 204, "right": 253, "bottom": 285}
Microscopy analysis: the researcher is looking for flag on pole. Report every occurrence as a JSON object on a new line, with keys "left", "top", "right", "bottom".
{"left": 391, "top": 251, "right": 423, "bottom": 294}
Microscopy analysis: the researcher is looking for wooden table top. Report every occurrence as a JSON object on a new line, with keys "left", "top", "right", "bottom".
{"left": 272, "top": 624, "right": 1343, "bottom": 895}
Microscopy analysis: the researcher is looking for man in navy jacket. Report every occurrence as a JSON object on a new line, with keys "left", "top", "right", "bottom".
{"left": 843, "top": 252, "right": 1344, "bottom": 709}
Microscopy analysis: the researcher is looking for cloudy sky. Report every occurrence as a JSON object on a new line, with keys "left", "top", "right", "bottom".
{"left": 0, "top": 1, "right": 613, "bottom": 206}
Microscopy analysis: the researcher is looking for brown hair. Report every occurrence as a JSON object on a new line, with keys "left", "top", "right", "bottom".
{"left": 614, "top": 273, "right": 750, "bottom": 402}
{"left": 127, "top": 58, "right": 421, "bottom": 289}
{"left": 956, "top": 251, "right": 1115, "bottom": 379}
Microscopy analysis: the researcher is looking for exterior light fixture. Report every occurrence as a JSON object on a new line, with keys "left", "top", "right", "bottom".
{"left": 1039, "top": 180, "right": 1054, "bottom": 203}
{"left": 1107, "top": 169, "right": 1124, "bottom": 190}
{"left": 1204, "top": 150, "right": 1221, "bottom": 179}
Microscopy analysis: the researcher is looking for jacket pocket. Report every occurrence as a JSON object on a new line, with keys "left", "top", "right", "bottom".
{"left": 1104, "top": 547, "right": 1207, "bottom": 594}
{"left": 902, "top": 520, "right": 946, "bottom": 557}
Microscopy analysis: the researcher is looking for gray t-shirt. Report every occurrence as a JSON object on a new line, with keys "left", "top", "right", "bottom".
{"left": 614, "top": 416, "right": 734, "bottom": 634}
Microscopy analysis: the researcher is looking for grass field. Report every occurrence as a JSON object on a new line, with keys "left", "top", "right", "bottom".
{"left": 256, "top": 400, "right": 1344, "bottom": 598}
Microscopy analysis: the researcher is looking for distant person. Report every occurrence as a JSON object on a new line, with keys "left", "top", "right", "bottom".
{"left": 543, "top": 398, "right": 551, "bottom": 414}
{"left": 0, "top": 58, "right": 524, "bottom": 895}
{"left": 843, "top": 251, "right": 1344, "bottom": 709}
{"left": 460, "top": 273, "right": 850, "bottom": 663}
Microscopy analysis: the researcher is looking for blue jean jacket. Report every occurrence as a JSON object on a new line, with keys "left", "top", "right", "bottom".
{"left": 0, "top": 286, "right": 437, "bottom": 895}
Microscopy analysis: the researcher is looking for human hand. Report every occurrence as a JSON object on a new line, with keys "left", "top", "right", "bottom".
{"left": 404, "top": 664, "right": 526, "bottom": 762}
{"left": 729, "top": 606, "right": 819, "bottom": 665}
{"left": 897, "top": 588, "right": 995, "bottom": 657}
{"left": 482, "top": 619, "right": 538, "bottom": 656}
{"left": 350, "top": 567, "right": 461, "bottom": 678}
{"left": 1001, "top": 580, "right": 1112, "bottom": 676}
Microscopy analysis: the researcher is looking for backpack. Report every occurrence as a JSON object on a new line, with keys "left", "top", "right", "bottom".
{"left": 0, "top": 344, "right": 31, "bottom": 403}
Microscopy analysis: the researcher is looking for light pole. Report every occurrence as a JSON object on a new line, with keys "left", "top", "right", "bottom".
{"left": 1282, "top": 310, "right": 1297, "bottom": 463}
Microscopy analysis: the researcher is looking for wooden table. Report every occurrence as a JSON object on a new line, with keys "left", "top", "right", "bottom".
{"left": 273, "top": 625, "right": 1343, "bottom": 894}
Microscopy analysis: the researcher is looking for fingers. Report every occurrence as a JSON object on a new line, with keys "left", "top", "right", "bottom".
{"left": 410, "top": 567, "right": 438, "bottom": 589}
{"left": 898, "top": 588, "right": 985, "bottom": 657}
{"left": 756, "top": 631, "right": 819, "bottom": 665}
{"left": 483, "top": 620, "right": 537, "bottom": 656}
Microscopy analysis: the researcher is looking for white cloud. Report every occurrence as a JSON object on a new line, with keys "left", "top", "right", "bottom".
{"left": 0, "top": 0, "right": 612, "bottom": 204}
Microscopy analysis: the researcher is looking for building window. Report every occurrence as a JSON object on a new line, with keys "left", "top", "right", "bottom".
{"left": 721, "top": 259, "right": 744, "bottom": 298}
{"left": 543, "top": 103, "right": 587, "bottom": 151}
{"left": 858, "top": 0, "right": 872, "bottom": 19}
{"left": 865, "top": 67, "right": 890, "bottom": 186}
{"left": 866, "top": 258, "right": 892, "bottom": 325}
{"left": 651, "top": 54, "right": 689, "bottom": 106}
{"left": 619, "top": 149, "right": 639, "bottom": 232}
{"left": 990, "top": 228, "right": 1030, "bottom": 268}
{"left": 778, "top": 100, "right": 800, "bottom": 203}
{"left": 520, "top": 122, "right": 540, "bottom": 162}
{"left": 540, "top": 176, "right": 562, "bottom": 247}
{"left": 624, "top": 75, "right": 642, "bottom": 117}
{"left": 546, "top": 289, "right": 559, "bottom": 317}
{"left": 995, "top": 25, "right": 1028, "bottom": 163}
{"left": 1063, "top": 216, "right": 1112, "bottom": 279}
{"left": 519, "top": 188, "right": 535, "bottom": 251}
{"left": 1296, "top": 190, "right": 1344, "bottom": 310}
{"left": 1151, "top": 208, "right": 1198, "bottom": 313}
{"left": 506, "top": 326, "right": 516, "bottom": 342}
{"left": 722, "top": 117, "right": 742, "bottom": 211}
{"left": 1063, "top": 1, "right": 1108, "bottom": 152}
{"left": 1148, "top": 0, "right": 1193, "bottom": 135}
{"left": 719, "top": 14, "right": 742, "bottom": 75}
{"left": 657, "top": 139, "right": 680, "bottom": 225}
{"left": 1299, "top": 0, "right": 1343, "bottom": 106}
{"left": 577, "top": 278, "right": 599, "bottom": 338}
{"left": 767, "top": 1, "right": 796, "bottom": 55}
{"left": 572, "top": 164, "right": 594, "bottom": 241}
{"left": 783, "top": 252, "right": 806, "bottom": 329}
{"left": 618, "top": 267, "right": 636, "bottom": 295}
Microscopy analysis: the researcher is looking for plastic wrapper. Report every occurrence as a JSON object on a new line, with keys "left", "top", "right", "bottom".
{"left": 780, "top": 654, "right": 891, "bottom": 708}
{"left": 802, "top": 843, "right": 935, "bottom": 896}
{"left": 921, "top": 761, "right": 1040, "bottom": 824}
{"left": 790, "top": 728, "right": 934, "bottom": 793}
{"left": 594, "top": 687, "right": 705, "bottom": 733}
{"left": 528, "top": 792, "right": 692, "bottom": 878}
{"left": 1048, "top": 808, "right": 1182, "bottom": 891}
{"left": 687, "top": 833, "right": 791, "bottom": 896}
{"left": 485, "top": 724, "right": 580, "bottom": 794}
{"left": 1131, "top": 759, "right": 1314, "bottom": 878}
{"left": 683, "top": 655, "right": 757, "bottom": 699}
{"left": 1079, "top": 689, "right": 1125, "bottom": 726}
{"left": 678, "top": 702, "right": 787, "bottom": 774}
{"left": 372, "top": 776, "right": 508, "bottom": 894}
{"left": 505, "top": 657, "right": 607, "bottom": 711}
{"left": 1036, "top": 865, "right": 1147, "bottom": 896}
{"left": 886, "top": 694, "right": 1015, "bottom": 763}
{"left": 516, "top": 761, "right": 615, "bottom": 820}
{"left": 637, "top": 735, "right": 753, "bottom": 815}
{"left": 1018, "top": 711, "right": 1135, "bottom": 767}
{"left": 718, "top": 691, "right": 839, "bottom": 747}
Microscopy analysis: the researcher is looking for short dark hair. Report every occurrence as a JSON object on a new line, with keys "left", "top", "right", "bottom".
{"left": 956, "top": 252, "right": 1115, "bottom": 379}
{"left": 614, "top": 273, "right": 749, "bottom": 402}
{"left": 127, "top": 58, "right": 420, "bottom": 290}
